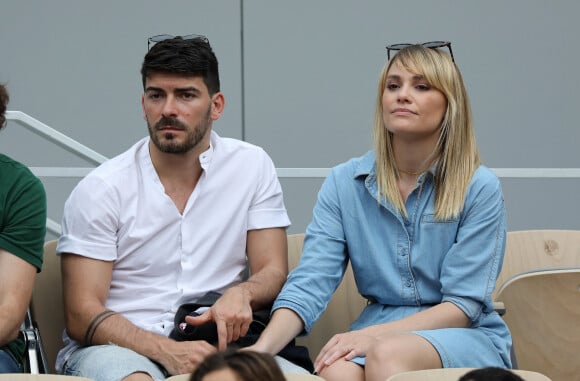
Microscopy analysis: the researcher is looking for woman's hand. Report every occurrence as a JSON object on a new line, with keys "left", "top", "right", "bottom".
{"left": 314, "top": 330, "right": 377, "bottom": 374}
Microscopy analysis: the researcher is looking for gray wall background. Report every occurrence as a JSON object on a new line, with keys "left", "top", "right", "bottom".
{"left": 1, "top": 0, "right": 579, "bottom": 241}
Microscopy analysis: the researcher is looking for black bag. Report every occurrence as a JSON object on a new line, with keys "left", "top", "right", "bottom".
{"left": 169, "top": 292, "right": 314, "bottom": 373}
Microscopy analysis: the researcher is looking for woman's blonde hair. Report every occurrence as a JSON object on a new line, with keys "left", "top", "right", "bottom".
{"left": 373, "top": 45, "right": 480, "bottom": 220}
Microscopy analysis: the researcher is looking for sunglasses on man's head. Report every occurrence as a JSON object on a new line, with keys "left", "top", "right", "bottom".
{"left": 386, "top": 41, "right": 454, "bottom": 62}
{"left": 147, "top": 34, "right": 209, "bottom": 51}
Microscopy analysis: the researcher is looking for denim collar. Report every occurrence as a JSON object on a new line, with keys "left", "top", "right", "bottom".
{"left": 354, "top": 151, "right": 377, "bottom": 179}
{"left": 353, "top": 150, "right": 436, "bottom": 183}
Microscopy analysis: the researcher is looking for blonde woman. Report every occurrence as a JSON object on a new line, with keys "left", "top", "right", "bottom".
{"left": 247, "top": 42, "right": 512, "bottom": 381}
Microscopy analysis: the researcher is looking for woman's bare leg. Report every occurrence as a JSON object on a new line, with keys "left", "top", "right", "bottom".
{"left": 365, "top": 333, "right": 442, "bottom": 381}
{"left": 319, "top": 358, "right": 364, "bottom": 381}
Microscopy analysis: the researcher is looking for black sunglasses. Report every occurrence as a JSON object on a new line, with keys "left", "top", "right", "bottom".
{"left": 147, "top": 34, "right": 209, "bottom": 50}
{"left": 386, "top": 41, "right": 454, "bottom": 62}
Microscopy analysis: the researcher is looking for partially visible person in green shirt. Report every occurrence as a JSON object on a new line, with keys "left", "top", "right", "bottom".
{"left": 0, "top": 83, "right": 47, "bottom": 372}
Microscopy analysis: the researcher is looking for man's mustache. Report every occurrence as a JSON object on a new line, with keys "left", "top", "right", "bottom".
{"left": 155, "top": 117, "right": 187, "bottom": 130}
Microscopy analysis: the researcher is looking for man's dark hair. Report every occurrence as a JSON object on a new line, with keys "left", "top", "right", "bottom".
{"left": 458, "top": 367, "right": 524, "bottom": 381}
{"left": 141, "top": 37, "right": 220, "bottom": 95}
{"left": 0, "top": 84, "right": 9, "bottom": 130}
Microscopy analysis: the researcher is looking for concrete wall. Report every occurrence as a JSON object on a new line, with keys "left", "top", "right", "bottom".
{"left": 1, "top": 0, "right": 579, "bottom": 239}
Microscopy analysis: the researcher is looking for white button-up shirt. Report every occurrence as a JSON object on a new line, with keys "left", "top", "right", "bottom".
{"left": 56, "top": 131, "right": 290, "bottom": 369}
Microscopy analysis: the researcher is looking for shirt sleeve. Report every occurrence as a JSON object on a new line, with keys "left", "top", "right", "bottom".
{"left": 247, "top": 149, "right": 290, "bottom": 230}
{"left": 273, "top": 168, "right": 348, "bottom": 333}
{"left": 0, "top": 171, "right": 46, "bottom": 271}
{"left": 57, "top": 174, "right": 120, "bottom": 261}
{"left": 439, "top": 168, "right": 507, "bottom": 322}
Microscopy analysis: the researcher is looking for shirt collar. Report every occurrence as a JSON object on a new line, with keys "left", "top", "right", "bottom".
{"left": 354, "top": 151, "right": 377, "bottom": 179}
{"left": 199, "top": 131, "right": 217, "bottom": 171}
{"left": 353, "top": 151, "right": 438, "bottom": 181}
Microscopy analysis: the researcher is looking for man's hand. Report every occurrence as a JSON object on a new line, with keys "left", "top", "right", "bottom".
{"left": 160, "top": 339, "right": 217, "bottom": 375}
{"left": 185, "top": 287, "right": 253, "bottom": 351}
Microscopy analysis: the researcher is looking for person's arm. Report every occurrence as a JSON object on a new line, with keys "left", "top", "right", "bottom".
{"left": 186, "top": 227, "right": 288, "bottom": 351}
{"left": 62, "top": 252, "right": 216, "bottom": 375}
{"left": 247, "top": 307, "right": 305, "bottom": 355}
{"left": 0, "top": 249, "right": 37, "bottom": 346}
{"left": 364, "top": 302, "right": 469, "bottom": 337}
{"left": 0, "top": 169, "right": 45, "bottom": 347}
{"left": 240, "top": 227, "right": 288, "bottom": 310}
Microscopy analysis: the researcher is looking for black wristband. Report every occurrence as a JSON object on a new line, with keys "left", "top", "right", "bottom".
{"left": 84, "top": 310, "right": 117, "bottom": 345}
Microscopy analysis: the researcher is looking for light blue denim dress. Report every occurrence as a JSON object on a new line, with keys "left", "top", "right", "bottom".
{"left": 273, "top": 151, "right": 512, "bottom": 368}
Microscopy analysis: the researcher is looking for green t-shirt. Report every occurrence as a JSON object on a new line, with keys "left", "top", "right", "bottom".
{"left": 0, "top": 153, "right": 47, "bottom": 367}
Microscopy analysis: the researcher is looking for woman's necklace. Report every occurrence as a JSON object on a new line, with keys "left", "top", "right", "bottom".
{"left": 397, "top": 167, "right": 426, "bottom": 176}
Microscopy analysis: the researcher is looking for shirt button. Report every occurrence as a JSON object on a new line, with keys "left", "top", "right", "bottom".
{"left": 401, "top": 248, "right": 407, "bottom": 256}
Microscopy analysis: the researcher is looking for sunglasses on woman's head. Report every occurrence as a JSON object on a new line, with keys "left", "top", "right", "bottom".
{"left": 386, "top": 41, "right": 454, "bottom": 62}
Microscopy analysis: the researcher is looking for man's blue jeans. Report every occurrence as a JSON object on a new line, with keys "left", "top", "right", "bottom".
{"left": 0, "top": 348, "right": 20, "bottom": 373}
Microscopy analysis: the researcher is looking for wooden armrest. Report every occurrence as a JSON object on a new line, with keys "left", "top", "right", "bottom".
{"left": 494, "top": 301, "right": 505, "bottom": 316}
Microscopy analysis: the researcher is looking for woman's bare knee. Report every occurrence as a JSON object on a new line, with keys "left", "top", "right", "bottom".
{"left": 365, "top": 334, "right": 442, "bottom": 381}
{"left": 319, "top": 359, "right": 364, "bottom": 381}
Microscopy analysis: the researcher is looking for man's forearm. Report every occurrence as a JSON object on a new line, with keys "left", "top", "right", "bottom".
{"left": 236, "top": 267, "right": 287, "bottom": 310}
{"left": 79, "top": 309, "right": 171, "bottom": 363}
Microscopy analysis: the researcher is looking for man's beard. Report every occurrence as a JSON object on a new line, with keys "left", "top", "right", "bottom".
{"left": 148, "top": 107, "right": 212, "bottom": 154}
